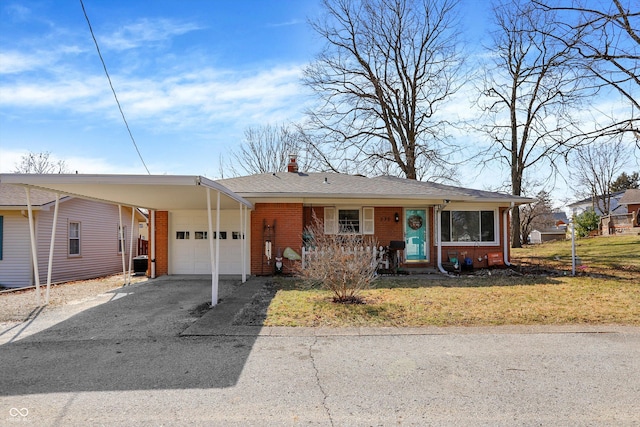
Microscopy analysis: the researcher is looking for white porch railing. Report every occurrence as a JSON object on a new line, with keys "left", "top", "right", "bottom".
{"left": 301, "top": 245, "right": 388, "bottom": 270}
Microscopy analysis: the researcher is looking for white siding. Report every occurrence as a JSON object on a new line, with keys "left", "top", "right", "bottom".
{"left": 0, "top": 212, "right": 33, "bottom": 287}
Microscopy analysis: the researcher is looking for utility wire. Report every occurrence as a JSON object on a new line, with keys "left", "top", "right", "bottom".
{"left": 80, "top": 0, "right": 151, "bottom": 175}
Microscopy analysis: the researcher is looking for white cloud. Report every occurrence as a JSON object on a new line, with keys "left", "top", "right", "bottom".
{"left": 0, "top": 51, "right": 50, "bottom": 74}
{"left": 100, "top": 18, "right": 203, "bottom": 51}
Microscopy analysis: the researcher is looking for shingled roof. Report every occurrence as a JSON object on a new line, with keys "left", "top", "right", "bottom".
{"left": 0, "top": 183, "right": 69, "bottom": 209}
{"left": 619, "top": 189, "right": 640, "bottom": 205}
{"left": 217, "top": 172, "right": 532, "bottom": 204}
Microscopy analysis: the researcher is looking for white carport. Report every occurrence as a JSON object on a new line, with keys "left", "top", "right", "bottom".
{"left": 0, "top": 174, "right": 253, "bottom": 307}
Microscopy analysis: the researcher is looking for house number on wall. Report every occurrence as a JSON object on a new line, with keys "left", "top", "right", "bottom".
{"left": 380, "top": 216, "right": 391, "bottom": 222}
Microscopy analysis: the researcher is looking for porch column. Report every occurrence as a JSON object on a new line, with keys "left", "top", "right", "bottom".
{"left": 503, "top": 207, "right": 512, "bottom": 267}
{"left": 25, "top": 188, "right": 41, "bottom": 305}
{"left": 45, "top": 193, "right": 60, "bottom": 304}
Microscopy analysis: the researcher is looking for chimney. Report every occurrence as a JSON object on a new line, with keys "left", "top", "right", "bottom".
{"left": 287, "top": 154, "right": 298, "bottom": 173}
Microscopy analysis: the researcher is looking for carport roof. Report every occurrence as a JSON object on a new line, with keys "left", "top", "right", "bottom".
{"left": 0, "top": 174, "right": 254, "bottom": 211}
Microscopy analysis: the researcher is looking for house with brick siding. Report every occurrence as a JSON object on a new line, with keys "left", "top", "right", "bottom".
{"left": 1, "top": 168, "right": 531, "bottom": 292}
{"left": 218, "top": 157, "right": 532, "bottom": 275}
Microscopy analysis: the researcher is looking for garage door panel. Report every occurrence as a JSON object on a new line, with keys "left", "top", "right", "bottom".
{"left": 169, "top": 210, "right": 248, "bottom": 275}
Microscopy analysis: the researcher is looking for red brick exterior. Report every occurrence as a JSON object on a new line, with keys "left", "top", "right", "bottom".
{"left": 150, "top": 205, "right": 513, "bottom": 276}
{"left": 153, "top": 211, "right": 169, "bottom": 276}
{"left": 251, "top": 203, "right": 303, "bottom": 275}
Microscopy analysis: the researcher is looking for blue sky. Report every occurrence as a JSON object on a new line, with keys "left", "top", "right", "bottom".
{"left": 0, "top": 0, "right": 636, "bottom": 204}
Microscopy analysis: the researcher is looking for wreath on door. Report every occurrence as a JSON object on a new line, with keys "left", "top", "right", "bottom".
{"left": 407, "top": 214, "right": 423, "bottom": 230}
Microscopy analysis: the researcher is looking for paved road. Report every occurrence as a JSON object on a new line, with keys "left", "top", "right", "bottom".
{"left": 1, "top": 276, "right": 638, "bottom": 426}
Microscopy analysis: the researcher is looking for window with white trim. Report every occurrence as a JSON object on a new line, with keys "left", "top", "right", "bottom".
{"left": 323, "top": 207, "right": 374, "bottom": 235}
{"left": 69, "top": 221, "right": 81, "bottom": 256}
{"left": 440, "top": 210, "right": 496, "bottom": 243}
{"left": 117, "top": 225, "right": 126, "bottom": 254}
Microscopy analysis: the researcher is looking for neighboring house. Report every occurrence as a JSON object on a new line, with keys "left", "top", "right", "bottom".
{"left": 619, "top": 189, "right": 640, "bottom": 227}
{"left": 529, "top": 211, "right": 568, "bottom": 244}
{"left": 0, "top": 164, "right": 532, "bottom": 282}
{"left": 0, "top": 183, "right": 145, "bottom": 288}
{"left": 567, "top": 191, "right": 626, "bottom": 216}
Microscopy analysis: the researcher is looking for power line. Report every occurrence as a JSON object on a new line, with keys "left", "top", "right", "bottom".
{"left": 79, "top": 0, "right": 151, "bottom": 175}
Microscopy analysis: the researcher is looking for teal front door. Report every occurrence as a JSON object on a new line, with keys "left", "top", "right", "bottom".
{"left": 405, "top": 209, "right": 428, "bottom": 262}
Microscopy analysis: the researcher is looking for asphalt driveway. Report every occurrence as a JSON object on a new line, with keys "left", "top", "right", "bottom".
{"left": 1, "top": 275, "right": 638, "bottom": 425}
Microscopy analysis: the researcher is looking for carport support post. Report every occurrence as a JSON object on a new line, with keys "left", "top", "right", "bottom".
{"left": 25, "top": 188, "right": 41, "bottom": 305}
{"left": 118, "top": 205, "right": 127, "bottom": 284}
{"left": 127, "top": 206, "right": 135, "bottom": 285}
{"left": 206, "top": 188, "right": 218, "bottom": 306}
{"left": 45, "top": 193, "right": 60, "bottom": 304}
{"left": 215, "top": 191, "right": 221, "bottom": 298}
{"left": 240, "top": 202, "right": 246, "bottom": 283}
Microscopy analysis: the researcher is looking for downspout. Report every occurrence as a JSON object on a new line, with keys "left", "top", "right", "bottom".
{"left": 435, "top": 205, "right": 448, "bottom": 274}
{"left": 503, "top": 203, "right": 513, "bottom": 266}
{"left": 150, "top": 210, "right": 156, "bottom": 279}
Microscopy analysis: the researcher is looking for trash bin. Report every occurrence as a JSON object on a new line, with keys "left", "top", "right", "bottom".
{"left": 133, "top": 255, "right": 148, "bottom": 274}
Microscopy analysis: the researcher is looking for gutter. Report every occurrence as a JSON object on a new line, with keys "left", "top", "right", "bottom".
{"left": 435, "top": 201, "right": 450, "bottom": 274}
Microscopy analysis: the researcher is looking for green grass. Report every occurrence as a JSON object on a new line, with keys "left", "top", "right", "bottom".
{"left": 261, "top": 235, "right": 640, "bottom": 327}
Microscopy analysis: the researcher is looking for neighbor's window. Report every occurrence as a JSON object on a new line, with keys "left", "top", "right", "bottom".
{"left": 69, "top": 221, "right": 81, "bottom": 256}
{"left": 0, "top": 216, "right": 3, "bottom": 260}
{"left": 117, "top": 226, "right": 126, "bottom": 254}
{"left": 440, "top": 210, "right": 496, "bottom": 243}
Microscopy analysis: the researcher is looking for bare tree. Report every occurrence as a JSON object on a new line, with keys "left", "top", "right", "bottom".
{"left": 476, "top": 0, "right": 589, "bottom": 247}
{"left": 303, "top": 0, "right": 464, "bottom": 181}
{"left": 571, "top": 137, "right": 629, "bottom": 214}
{"left": 13, "top": 151, "right": 69, "bottom": 174}
{"left": 225, "top": 124, "right": 306, "bottom": 175}
{"left": 533, "top": 0, "right": 640, "bottom": 145}
{"left": 520, "top": 190, "right": 555, "bottom": 243}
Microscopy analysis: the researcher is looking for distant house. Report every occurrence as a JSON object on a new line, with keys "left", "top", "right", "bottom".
{"left": 567, "top": 191, "right": 626, "bottom": 216}
{"left": 0, "top": 183, "right": 146, "bottom": 288}
{"left": 529, "top": 211, "right": 568, "bottom": 244}
{"left": 619, "top": 189, "right": 640, "bottom": 227}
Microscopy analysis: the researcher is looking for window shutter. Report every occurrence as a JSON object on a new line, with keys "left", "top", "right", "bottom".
{"left": 324, "top": 207, "right": 337, "bottom": 234}
{"left": 362, "top": 207, "right": 374, "bottom": 235}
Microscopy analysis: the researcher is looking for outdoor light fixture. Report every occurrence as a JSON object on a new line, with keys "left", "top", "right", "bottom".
{"left": 395, "top": 212, "right": 400, "bottom": 222}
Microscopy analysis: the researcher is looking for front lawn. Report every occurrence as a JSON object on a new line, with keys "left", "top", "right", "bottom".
{"left": 260, "top": 235, "right": 640, "bottom": 327}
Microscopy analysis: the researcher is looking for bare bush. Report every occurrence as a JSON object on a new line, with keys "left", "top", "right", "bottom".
{"left": 295, "top": 214, "right": 378, "bottom": 303}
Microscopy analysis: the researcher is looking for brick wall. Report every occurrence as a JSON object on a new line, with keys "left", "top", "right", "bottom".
{"left": 154, "top": 211, "right": 169, "bottom": 276}
{"left": 251, "top": 203, "right": 303, "bottom": 275}
{"left": 373, "top": 206, "right": 404, "bottom": 247}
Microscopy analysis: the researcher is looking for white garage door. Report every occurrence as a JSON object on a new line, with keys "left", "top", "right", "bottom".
{"left": 169, "top": 210, "right": 248, "bottom": 275}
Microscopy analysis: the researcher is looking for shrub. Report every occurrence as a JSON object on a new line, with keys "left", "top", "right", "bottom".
{"left": 295, "top": 214, "right": 379, "bottom": 303}
{"left": 574, "top": 210, "right": 600, "bottom": 237}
